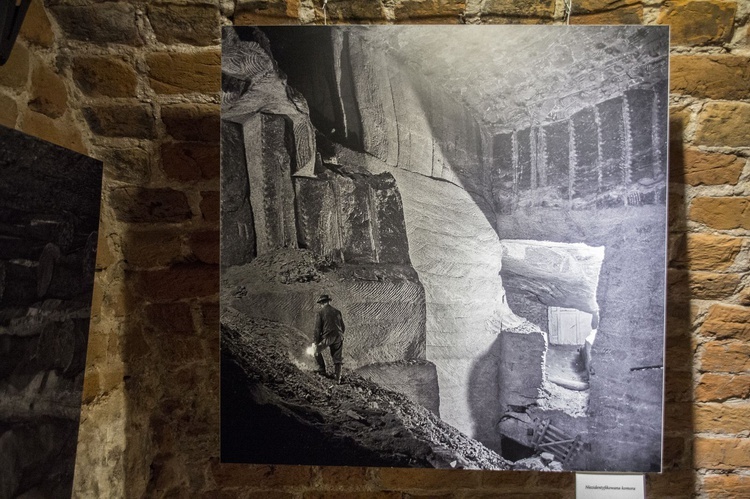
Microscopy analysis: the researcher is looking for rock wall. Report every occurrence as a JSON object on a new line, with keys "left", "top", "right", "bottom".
{"left": 0, "top": 0, "right": 746, "bottom": 496}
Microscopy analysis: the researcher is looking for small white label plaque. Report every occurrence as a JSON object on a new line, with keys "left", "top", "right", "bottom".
{"left": 576, "top": 473, "right": 645, "bottom": 499}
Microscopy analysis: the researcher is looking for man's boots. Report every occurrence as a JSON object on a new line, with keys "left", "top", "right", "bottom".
{"left": 315, "top": 353, "right": 327, "bottom": 377}
{"left": 334, "top": 363, "right": 342, "bottom": 384}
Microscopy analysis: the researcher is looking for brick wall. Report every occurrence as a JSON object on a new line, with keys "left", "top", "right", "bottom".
{"left": 0, "top": 0, "right": 747, "bottom": 497}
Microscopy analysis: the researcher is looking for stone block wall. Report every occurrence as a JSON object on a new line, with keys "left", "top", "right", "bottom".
{"left": 0, "top": 0, "right": 747, "bottom": 497}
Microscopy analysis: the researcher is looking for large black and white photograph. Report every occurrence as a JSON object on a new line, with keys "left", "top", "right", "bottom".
{"left": 0, "top": 125, "right": 102, "bottom": 497}
{"left": 220, "top": 25, "right": 669, "bottom": 473}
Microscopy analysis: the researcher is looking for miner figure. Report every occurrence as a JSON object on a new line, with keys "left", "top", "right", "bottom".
{"left": 313, "top": 294, "right": 345, "bottom": 384}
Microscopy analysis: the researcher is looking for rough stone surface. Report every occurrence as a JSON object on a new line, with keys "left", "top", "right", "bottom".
{"left": 200, "top": 191, "right": 220, "bottom": 222}
{"left": 671, "top": 233, "right": 744, "bottom": 271}
{"left": 703, "top": 473, "right": 750, "bottom": 498}
{"left": 161, "top": 142, "right": 219, "bottom": 182}
{"left": 19, "top": 0, "right": 54, "bottom": 47}
{"left": 120, "top": 229, "right": 183, "bottom": 268}
{"left": 657, "top": 0, "right": 736, "bottom": 46}
{"left": 671, "top": 55, "right": 750, "bottom": 100}
{"left": 689, "top": 197, "right": 750, "bottom": 230}
{"left": 83, "top": 104, "right": 156, "bottom": 139}
{"left": 50, "top": 3, "right": 143, "bottom": 46}
{"left": 695, "top": 102, "right": 750, "bottom": 147}
{"left": 700, "top": 340, "right": 750, "bottom": 373}
{"left": 98, "top": 146, "right": 152, "bottom": 184}
{"left": 694, "top": 437, "right": 750, "bottom": 469}
{"left": 696, "top": 373, "right": 750, "bottom": 402}
{"left": 29, "top": 63, "right": 68, "bottom": 119}
{"left": 694, "top": 402, "right": 750, "bottom": 433}
{"left": 109, "top": 186, "right": 192, "bottom": 223}
{"left": 0, "top": 94, "right": 17, "bottom": 128}
{"left": 701, "top": 305, "right": 750, "bottom": 341}
{"left": 0, "top": 43, "right": 29, "bottom": 89}
{"left": 570, "top": 4, "right": 642, "bottom": 23}
{"left": 72, "top": 57, "right": 138, "bottom": 98}
{"left": 394, "top": 0, "right": 465, "bottom": 22}
{"left": 147, "top": 51, "right": 221, "bottom": 94}
{"left": 162, "top": 104, "right": 220, "bottom": 142}
{"left": 481, "top": 0, "right": 556, "bottom": 18}
{"left": 672, "top": 148, "right": 745, "bottom": 186}
{"left": 19, "top": 110, "right": 85, "bottom": 154}
{"left": 148, "top": 4, "right": 220, "bottom": 46}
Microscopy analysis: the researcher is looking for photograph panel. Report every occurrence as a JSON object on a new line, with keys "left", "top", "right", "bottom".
{"left": 220, "top": 25, "right": 669, "bottom": 472}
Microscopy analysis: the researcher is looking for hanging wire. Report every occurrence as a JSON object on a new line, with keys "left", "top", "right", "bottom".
{"left": 323, "top": 0, "right": 329, "bottom": 25}
{"left": 563, "top": 0, "right": 573, "bottom": 25}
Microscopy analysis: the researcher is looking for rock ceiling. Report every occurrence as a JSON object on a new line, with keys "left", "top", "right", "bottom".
{"left": 354, "top": 25, "right": 668, "bottom": 132}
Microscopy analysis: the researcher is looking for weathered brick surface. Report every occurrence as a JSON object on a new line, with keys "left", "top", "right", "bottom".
{"left": 696, "top": 373, "right": 750, "bottom": 402}
{"left": 701, "top": 304, "right": 750, "bottom": 341}
{"left": 188, "top": 230, "right": 220, "bottom": 264}
{"left": 161, "top": 142, "right": 220, "bottom": 181}
{"left": 570, "top": 4, "right": 642, "bottom": 24}
{"left": 72, "top": 56, "right": 138, "bottom": 98}
{"left": 394, "top": 0, "right": 465, "bottom": 22}
{"left": 84, "top": 103, "right": 157, "bottom": 139}
{"left": 0, "top": 94, "right": 17, "bottom": 128}
{"left": 50, "top": 3, "right": 143, "bottom": 46}
{"left": 147, "top": 51, "right": 221, "bottom": 94}
{"left": 29, "top": 62, "right": 68, "bottom": 118}
{"left": 20, "top": 109, "right": 86, "bottom": 153}
{"left": 700, "top": 340, "right": 750, "bottom": 373}
{"left": 121, "top": 228, "right": 184, "bottom": 268}
{"left": 657, "top": 0, "right": 736, "bottom": 46}
{"left": 694, "top": 437, "right": 750, "bottom": 469}
{"left": 670, "top": 148, "right": 745, "bottom": 186}
{"left": 161, "top": 104, "right": 220, "bottom": 142}
{"left": 695, "top": 102, "right": 750, "bottom": 147}
{"left": 98, "top": 146, "right": 152, "bottom": 183}
{"left": 0, "top": 42, "right": 29, "bottom": 88}
{"left": 671, "top": 55, "right": 750, "bottom": 100}
{"left": 131, "top": 264, "right": 219, "bottom": 302}
{"left": 482, "top": 0, "right": 555, "bottom": 18}
{"left": 110, "top": 186, "right": 192, "bottom": 223}
{"left": 148, "top": 4, "right": 220, "bottom": 46}
{"left": 703, "top": 473, "right": 750, "bottom": 498}
{"left": 20, "top": 0, "right": 54, "bottom": 47}
{"left": 689, "top": 197, "right": 750, "bottom": 230}
{"left": 694, "top": 401, "right": 750, "bottom": 433}
{"left": 234, "top": 0, "right": 298, "bottom": 24}
{"left": 670, "top": 233, "right": 744, "bottom": 271}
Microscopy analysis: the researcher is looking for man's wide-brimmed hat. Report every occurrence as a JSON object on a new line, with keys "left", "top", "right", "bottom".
{"left": 316, "top": 294, "right": 332, "bottom": 304}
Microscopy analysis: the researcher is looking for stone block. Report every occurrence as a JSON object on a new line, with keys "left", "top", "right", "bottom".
{"left": 695, "top": 102, "right": 750, "bottom": 147}
{"left": 571, "top": 0, "right": 640, "bottom": 14}
{"left": 0, "top": 94, "right": 17, "bottom": 128}
{"left": 323, "top": 0, "right": 385, "bottom": 21}
{"left": 189, "top": 229, "right": 220, "bottom": 265}
{"left": 98, "top": 146, "right": 152, "bottom": 184}
{"left": 20, "top": 110, "right": 85, "bottom": 154}
{"left": 110, "top": 186, "right": 192, "bottom": 223}
{"left": 570, "top": 4, "right": 642, "bottom": 23}
{"left": 696, "top": 373, "right": 750, "bottom": 402}
{"left": 670, "top": 233, "right": 743, "bottom": 271}
{"left": 19, "top": 0, "right": 54, "bottom": 47}
{"left": 147, "top": 51, "right": 221, "bottom": 94}
{"left": 700, "top": 340, "right": 750, "bottom": 373}
{"left": 161, "top": 142, "right": 220, "bottom": 182}
{"left": 0, "top": 42, "right": 29, "bottom": 89}
{"left": 131, "top": 264, "right": 219, "bottom": 302}
{"left": 394, "top": 0, "right": 465, "bottom": 22}
{"left": 689, "top": 196, "right": 750, "bottom": 230}
{"left": 147, "top": 4, "right": 220, "bottom": 46}
{"left": 703, "top": 472, "right": 750, "bottom": 498}
{"left": 233, "top": 0, "right": 298, "bottom": 24}
{"left": 701, "top": 304, "right": 750, "bottom": 341}
{"left": 672, "top": 148, "right": 745, "bottom": 186}
{"left": 145, "top": 302, "right": 194, "bottom": 335}
{"left": 200, "top": 191, "right": 220, "bottom": 223}
{"left": 694, "top": 401, "right": 750, "bottom": 434}
{"left": 50, "top": 3, "right": 143, "bottom": 46}
{"left": 294, "top": 175, "right": 342, "bottom": 262}
{"left": 162, "top": 103, "right": 220, "bottom": 142}
{"left": 120, "top": 228, "right": 183, "bottom": 268}
{"left": 669, "top": 270, "right": 741, "bottom": 301}
{"left": 657, "top": 0, "right": 736, "bottom": 46}
{"left": 83, "top": 103, "right": 156, "bottom": 139}
{"left": 497, "top": 330, "right": 545, "bottom": 407}
{"left": 72, "top": 56, "right": 137, "bottom": 98}
{"left": 356, "top": 360, "right": 440, "bottom": 415}
{"left": 29, "top": 63, "right": 68, "bottom": 118}
{"left": 694, "top": 437, "right": 750, "bottom": 469}
{"left": 481, "top": 0, "right": 555, "bottom": 17}
{"left": 671, "top": 55, "right": 750, "bottom": 100}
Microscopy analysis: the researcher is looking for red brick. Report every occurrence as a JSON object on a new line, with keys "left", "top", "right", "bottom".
{"left": 188, "top": 229, "right": 219, "bottom": 265}
{"left": 131, "top": 263, "right": 219, "bottom": 302}
{"left": 110, "top": 186, "right": 192, "bottom": 223}
{"left": 147, "top": 51, "right": 220, "bottom": 94}
{"left": 200, "top": 191, "right": 220, "bottom": 223}
{"left": 145, "top": 302, "right": 195, "bottom": 335}
{"left": 161, "top": 142, "right": 220, "bottom": 182}
{"left": 694, "top": 401, "right": 750, "bottom": 434}
{"left": 696, "top": 373, "right": 750, "bottom": 402}
{"left": 700, "top": 340, "right": 750, "bottom": 373}
{"left": 703, "top": 473, "right": 750, "bottom": 498}
{"left": 694, "top": 437, "right": 750, "bottom": 469}
{"left": 657, "top": 0, "right": 736, "bottom": 46}
{"left": 690, "top": 197, "right": 750, "bottom": 230}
